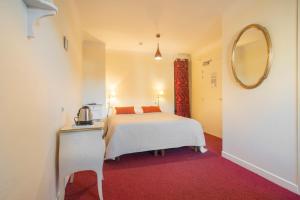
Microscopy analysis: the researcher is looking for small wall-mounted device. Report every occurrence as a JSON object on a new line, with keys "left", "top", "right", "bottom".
{"left": 202, "top": 59, "right": 212, "bottom": 66}
{"left": 63, "top": 36, "right": 68, "bottom": 51}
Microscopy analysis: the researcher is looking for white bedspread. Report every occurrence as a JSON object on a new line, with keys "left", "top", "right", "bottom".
{"left": 104, "top": 113, "right": 206, "bottom": 159}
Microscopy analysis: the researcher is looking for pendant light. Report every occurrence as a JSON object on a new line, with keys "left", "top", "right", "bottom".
{"left": 154, "top": 33, "right": 162, "bottom": 60}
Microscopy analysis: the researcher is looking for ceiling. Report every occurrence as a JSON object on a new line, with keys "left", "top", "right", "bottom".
{"left": 73, "top": 0, "right": 235, "bottom": 54}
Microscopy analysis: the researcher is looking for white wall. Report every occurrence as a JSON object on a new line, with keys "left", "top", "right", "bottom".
{"left": 222, "top": 0, "right": 298, "bottom": 193}
{"left": 105, "top": 50, "right": 175, "bottom": 113}
{"left": 82, "top": 41, "right": 106, "bottom": 105}
{"left": 0, "top": 0, "right": 82, "bottom": 199}
{"left": 191, "top": 41, "right": 222, "bottom": 138}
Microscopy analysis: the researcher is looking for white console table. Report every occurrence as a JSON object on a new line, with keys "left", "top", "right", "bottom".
{"left": 58, "top": 122, "right": 105, "bottom": 200}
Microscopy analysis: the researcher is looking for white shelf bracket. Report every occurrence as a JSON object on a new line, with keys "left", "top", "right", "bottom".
{"left": 23, "top": 0, "right": 58, "bottom": 39}
{"left": 27, "top": 8, "right": 57, "bottom": 38}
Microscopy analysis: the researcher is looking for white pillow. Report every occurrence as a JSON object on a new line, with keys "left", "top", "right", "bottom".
{"left": 134, "top": 106, "right": 143, "bottom": 114}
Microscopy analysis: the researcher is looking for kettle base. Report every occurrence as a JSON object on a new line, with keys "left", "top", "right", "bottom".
{"left": 75, "top": 120, "right": 94, "bottom": 126}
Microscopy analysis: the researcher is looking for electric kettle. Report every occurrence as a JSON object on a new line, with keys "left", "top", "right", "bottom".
{"left": 74, "top": 106, "right": 93, "bottom": 125}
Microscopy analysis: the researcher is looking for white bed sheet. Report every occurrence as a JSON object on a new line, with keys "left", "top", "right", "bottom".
{"left": 104, "top": 112, "right": 206, "bottom": 159}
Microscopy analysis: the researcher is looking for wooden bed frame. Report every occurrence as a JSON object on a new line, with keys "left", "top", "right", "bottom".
{"left": 115, "top": 146, "right": 201, "bottom": 160}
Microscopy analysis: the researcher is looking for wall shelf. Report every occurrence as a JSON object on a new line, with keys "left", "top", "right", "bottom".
{"left": 23, "top": 0, "right": 58, "bottom": 38}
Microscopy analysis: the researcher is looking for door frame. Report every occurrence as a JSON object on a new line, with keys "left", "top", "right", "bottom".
{"left": 297, "top": 0, "right": 300, "bottom": 194}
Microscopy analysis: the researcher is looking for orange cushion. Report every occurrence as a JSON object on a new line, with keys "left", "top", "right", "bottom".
{"left": 115, "top": 106, "right": 136, "bottom": 114}
{"left": 142, "top": 106, "right": 161, "bottom": 113}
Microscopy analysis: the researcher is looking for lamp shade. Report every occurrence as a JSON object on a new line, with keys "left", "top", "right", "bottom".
{"left": 154, "top": 33, "right": 162, "bottom": 60}
{"left": 154, "top": 44, "right": 162, "bottom": 60}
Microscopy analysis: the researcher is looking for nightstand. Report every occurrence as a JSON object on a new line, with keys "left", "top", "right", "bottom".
{"left": 58, "top": 121, "right": 105, "bottom": 200}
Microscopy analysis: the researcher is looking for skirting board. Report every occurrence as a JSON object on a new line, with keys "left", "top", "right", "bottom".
{"left": 222, "top": 151, "right": 299, "bottom": 194}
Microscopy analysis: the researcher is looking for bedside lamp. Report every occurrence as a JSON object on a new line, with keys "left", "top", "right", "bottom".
{"left": 156, "top": 90, "right": 164, "bottom": 106}
{"left": 107, "top": 90, "right": 116, "bottom": 116}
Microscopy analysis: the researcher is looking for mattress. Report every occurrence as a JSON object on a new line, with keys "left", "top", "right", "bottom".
{"left": 104, "top": 112, "right": 206, "bottom": 159}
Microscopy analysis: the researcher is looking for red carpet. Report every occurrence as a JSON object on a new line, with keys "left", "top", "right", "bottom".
{"left": 65, "top": 134, "right": 300, "bottom": 200}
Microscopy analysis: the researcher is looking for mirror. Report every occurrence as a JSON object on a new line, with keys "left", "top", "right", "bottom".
{"left": 232, "top": 24, "right": 272, "bottom": 89}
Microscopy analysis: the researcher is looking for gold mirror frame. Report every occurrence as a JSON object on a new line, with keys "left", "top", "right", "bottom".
{"left": 231, "top": 24, "right": 272, "bottom": 89}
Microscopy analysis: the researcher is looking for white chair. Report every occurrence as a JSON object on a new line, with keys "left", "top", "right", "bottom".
{"left": 58, "top": 130, "right": 105, "bottom": 200}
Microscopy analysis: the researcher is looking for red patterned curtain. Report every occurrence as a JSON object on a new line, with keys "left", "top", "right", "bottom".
{"left": 174, "top": 59, "right": 190, "bottom": 118}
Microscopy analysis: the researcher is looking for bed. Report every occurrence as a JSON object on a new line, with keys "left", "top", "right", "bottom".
{"left": 104, "top": 112, "right": 207, "bottom": 160}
